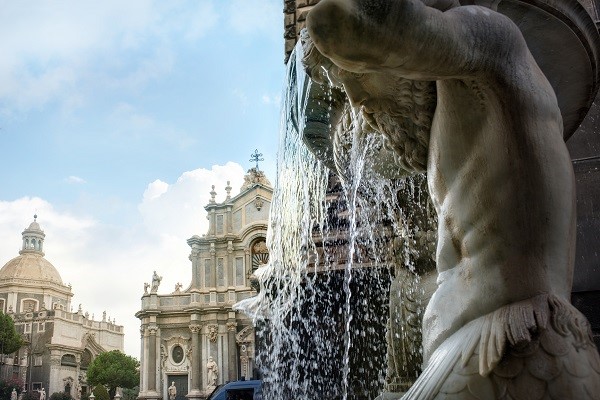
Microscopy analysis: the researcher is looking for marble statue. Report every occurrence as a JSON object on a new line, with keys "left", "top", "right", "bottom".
{"left": 39, "top": 388, "right": 46, "bottom": 400}
{"left": 207, "top": 356, "right": 219, "bottom": 387}
{"left": 11, "top": 388, "right": 17, "bottom": 400}
{"left": 151, "top": 270, "right": 162, "bottom": 293}
{"left": 304, "top": 0, "right": 600, "bottom": 397}
{"left": 168, "top": 381, "right": 177, "bottom": 400}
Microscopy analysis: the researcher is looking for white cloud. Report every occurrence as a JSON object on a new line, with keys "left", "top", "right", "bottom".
{"left": 139, "top": 162, "right": 246, "bottom": 239}
{"left": 65, "top": 176, "right": 86, "bottom": 184}
{"left": 144, "top": 180, "right": 169, "bottom": 201}
{"left": 0, "top": 162, "right": 248, "bottom": 357}
{"left": 0, "top": 1, "right": 220, "bottom": 113}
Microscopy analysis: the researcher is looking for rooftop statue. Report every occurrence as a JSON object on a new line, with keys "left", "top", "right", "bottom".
{"left": 303, "top": 0, "right": 600, "bottom": 397}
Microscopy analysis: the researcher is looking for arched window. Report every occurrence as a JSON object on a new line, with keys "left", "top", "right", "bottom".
{"left": 251, "top": 239, "right": 269, "bottom": 273}
{"left": 21, "top": 299, "right": 38, "bottom": 313}
{"left": 80, "top": 349, "right": 92, "bottom": 370}
{"left": 61, "top": 354, "right": 77, "bottom": 367}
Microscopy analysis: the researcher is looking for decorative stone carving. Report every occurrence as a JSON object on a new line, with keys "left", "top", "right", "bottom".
{"left": 235, "top": 326, "right": 254, "bottom": 345}
{"left": 225, "top": 181, "right": 232, "bottom": 200}
{"left": 254, "top": 197, "right": 264, "bottom": 211}
{"left": 189, "top": 324, "right": 201, "bottom": 334}
{"left": 226, "top": 322, "right": 237, "bottom": 332}
{"left": 241, "top": 168, "right": 272, "bottom": 191}
{"left": 206, "top": 356, "right": 219, "bottom": 388}
{"left": 148, "top": 325, "right": 158, "bottom": 336}
{"left": 303, "top": 0, "right": 600, "bottom": 397}
{"left": 151, "top": 271, "right": 162, "bottom": 293}
{"left": 173, "top": 283, "right": 182, "bottom": 293}
{"left": 207, "top": 325, "right": 218, "bottom": 343}
{"left": 210, "top": 185, "right": 217, "bottom": 203}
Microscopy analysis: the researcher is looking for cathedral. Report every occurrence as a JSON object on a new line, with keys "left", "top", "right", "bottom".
{"left": 0, "top": 216, "right": 124, "bottom": 397}
{"left": 136, "top": 168, "right": 272, "bottom": 400}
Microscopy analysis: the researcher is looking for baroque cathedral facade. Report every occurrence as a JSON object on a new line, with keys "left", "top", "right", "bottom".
{"left": 0, "top": 217, "right": 124, "bottom": 397}
{"left": 136, "top": 168, "right": 272, "bottom": 400}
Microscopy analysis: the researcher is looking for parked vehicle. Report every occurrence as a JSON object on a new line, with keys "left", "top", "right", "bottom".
{"left": 206, "top": 379, "right": 262, "bottom": 400}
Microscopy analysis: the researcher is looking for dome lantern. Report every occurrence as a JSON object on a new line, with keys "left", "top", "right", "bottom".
{"left": 19, "top": 214, "right": 46, "bottom": 256}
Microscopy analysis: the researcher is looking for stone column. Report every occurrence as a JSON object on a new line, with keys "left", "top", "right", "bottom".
{"left": 244, "top": 248, "right": 251, "bottom": 286}
{"left": 227, "top": 241, "right": 234, "bottom": 288}
{"left": 226, "top": 321, "right": 238, "bottom": 381}
{"left": 139, "top": 327, "right": 145, "bottom": 390}
{"left": 139, "top": 314, "right": 160, "bottom": 399}
{"left": 186, "top": 323, "right": 203, "bottom": 400}
{"left": 210, "top": 245, "right": 217, "bottom": 288}
{"left": 147, "top": 325, "right": 158, "bottom": 392}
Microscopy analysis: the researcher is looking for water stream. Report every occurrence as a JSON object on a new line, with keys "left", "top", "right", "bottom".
{"left": 236, "top": 43, "right": 437, "bottom": 400}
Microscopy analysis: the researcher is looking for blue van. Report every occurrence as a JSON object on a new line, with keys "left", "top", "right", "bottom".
{"left": 206, "top": 379, "right": 262, "bottom": 400}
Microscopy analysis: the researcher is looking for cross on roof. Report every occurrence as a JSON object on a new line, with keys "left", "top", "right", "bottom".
{"left": 250, "top": 149, "right": 264, "bottom": 170}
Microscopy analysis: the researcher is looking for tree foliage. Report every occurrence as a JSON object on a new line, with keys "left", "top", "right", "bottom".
{"left": 21, "top": 391, "right": 40, "bottom": 400}
{"left": 0, "top": 377, "right": 24, "bottom": 399}
{"left": 50, "top": 392, "right": 73, "bottom": 400}
{"left": 121, "top": 386, "right": 139, "bottom": 400}
{"left": 87, "top": 350, "right": 139, "bottom": 398}
{"left": 91, "top": 385, "right": 109, "bottom": 400}
{"left": 0, "top": 312, "right": 24, "bottom": 354}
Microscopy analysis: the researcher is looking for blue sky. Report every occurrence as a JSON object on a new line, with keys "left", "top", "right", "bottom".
{"left": 0, "top": 0, "right": 285, "bottom": 357}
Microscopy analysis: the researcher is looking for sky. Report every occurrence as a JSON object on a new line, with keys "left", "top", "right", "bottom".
{"left": 0, "top": 0, "right": 285, "bottom": 357}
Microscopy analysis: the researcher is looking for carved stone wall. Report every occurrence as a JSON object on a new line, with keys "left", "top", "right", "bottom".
{"left": 283, "top": 0, "right": 322, "bottom": 63}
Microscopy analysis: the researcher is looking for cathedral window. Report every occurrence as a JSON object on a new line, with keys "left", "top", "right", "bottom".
{"left": 204, "top": 259, "right": 212, "bottom": 288}
{"left": 37, "top": 322, "right": 45, "bottom": 332}
{"left": 34, "top": 355, "right": 42, "bottom": 366}
{"left": 80, "top": 349, "right": 92, "bottom": 369}
{"left": 171, "top": 345, "right": 184, "bottom": 364}
{"left": 24, "top": 323, "right": 31, "bottom": 334}
{"left": 217, "top": 258, "right": 225, "bottom": 286}
{"left": 61, "top": 354, "right": 77, "bottom": 367}
{"left": 251, "top": 240, "right": 269, "bottom": 274}
{"left": 21, "top": 299, "right": 38, "bottom": 313}
{"left": 235, "top": 258, "right": 244, "bottom": 286}
{"left": 216, "top": 214, "right": 224, "bottom": 235}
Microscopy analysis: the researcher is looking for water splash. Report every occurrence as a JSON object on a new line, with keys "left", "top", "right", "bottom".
{"left": 236, "top": 43, "right": 437, "bottom": 399}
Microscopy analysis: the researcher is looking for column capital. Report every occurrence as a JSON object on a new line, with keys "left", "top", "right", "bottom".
{"left": 226, "top": 322, "right": 237, "bottom": 332}
{"left": 189, "top": 324, "right": 202, "bottom": 333}
{"left": 148, "top": 324, "right": 158, "bottom": 335}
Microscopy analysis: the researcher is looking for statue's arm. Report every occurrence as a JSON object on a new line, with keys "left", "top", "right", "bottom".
{"left": 306, "top": 0, "right": 528, "bottom": 80}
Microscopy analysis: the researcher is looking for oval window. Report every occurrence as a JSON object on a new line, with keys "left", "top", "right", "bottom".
{"left": 172, "top": 345, "right": 184, "bottom": 363}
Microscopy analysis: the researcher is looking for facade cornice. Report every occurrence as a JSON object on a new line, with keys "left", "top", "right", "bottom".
{"left": 0, "top": 279, "right": 73, "bottom": 296}
{"left": 46, "top": 343, "right": 86, "bottom": 354}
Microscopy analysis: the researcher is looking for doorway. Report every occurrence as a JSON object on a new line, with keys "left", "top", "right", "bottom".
{"left": 166, "top": 375, "right": 188, "bottom": 400}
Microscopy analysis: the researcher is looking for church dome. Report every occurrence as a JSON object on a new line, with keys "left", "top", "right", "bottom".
{"left": 0, "top": 253, "right": 64, "bottom": 285}
{"left": 0, "top": 215, "right": 65, "bottom": 286}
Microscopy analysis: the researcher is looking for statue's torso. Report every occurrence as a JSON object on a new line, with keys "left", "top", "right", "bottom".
{"left": 423, "top": 61, "right": 576, "bottom": 358}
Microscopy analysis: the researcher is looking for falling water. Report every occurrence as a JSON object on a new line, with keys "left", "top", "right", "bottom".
{"left": 236, "top": 42, "right": 437, "bottom": 400}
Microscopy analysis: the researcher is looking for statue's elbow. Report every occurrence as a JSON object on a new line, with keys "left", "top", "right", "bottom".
{"left": 306, "top": 0, "right": 349, "bottom": 58}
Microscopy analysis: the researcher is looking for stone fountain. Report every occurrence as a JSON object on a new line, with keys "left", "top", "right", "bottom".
{"left": 293, "top": 0, "right": 600, "bottom": 398}
{"left": 239, "top": 0, "right": 600, "bottom": 398}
